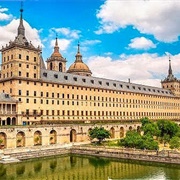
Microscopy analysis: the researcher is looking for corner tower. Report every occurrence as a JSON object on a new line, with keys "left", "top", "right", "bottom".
{"left": 47, "top": 37, "right": 66, "bottom": 72}
{"left": 67, "top": 43, "right": 92, "bottom": 76}
{"left": 0, "top": 6, "right": 41, "bottom": 82}
{"left": 161, "top": 57, "right": 180, "bottom": 96}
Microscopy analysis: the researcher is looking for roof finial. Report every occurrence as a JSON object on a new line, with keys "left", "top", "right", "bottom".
{"left": 18, "top": 1, "right": 25, "bottom": 36}
{"left": 55, "top": 33, "right": 58, "bottom": 46}
{"left": 168, "top": 55, "right": 172, "bottom": 75}
{"left": 77, "top": 41, "right": 80, "bottom": 53}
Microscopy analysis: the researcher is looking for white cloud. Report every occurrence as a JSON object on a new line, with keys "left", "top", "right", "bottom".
{"left": 96, "top": 0, "right": 180, "bottom": 42}
{"left": 50, "top": 27, "right": 80, "bottom": 39}
{"left": 0, "top": 19, "right": 42, "bottom": 48}
{"left": 87, "top": 53, "right": 180, "bottom": 87}
{"left": 82, "top": 39, "right": 101, "bottom": 46}
{"left": 50, "top": 38, "right": 71, "bottom": 51}
{"left": 0, "top": 7, "right": 12, "bottom": 21}
{"left": 128, "top": 37, "right": 156, "bottom": 50}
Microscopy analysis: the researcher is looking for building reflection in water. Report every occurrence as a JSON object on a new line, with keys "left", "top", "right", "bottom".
{"left": 1, "top": 155, "right": 180, "bottom": 180}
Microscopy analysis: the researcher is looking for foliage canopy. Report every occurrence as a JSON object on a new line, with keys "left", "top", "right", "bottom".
{"left": 89, "top": 126, "right": 110, "bottom": 144}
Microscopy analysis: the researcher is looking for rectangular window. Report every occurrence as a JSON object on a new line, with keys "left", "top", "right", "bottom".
{"left": 57, "top": 110, "right": 60, "bottom": 115}
{"left": 34, "top": 91, "right": 36, "bottom": 96}
{"left": 26, "top": 99, "right": 29, "bottom": 103}
{"left": 26, "top": 91, "right": 29, "bottom": 96}
{"left": 26, "top": 56, "right": 29, "bottom": 60}
{"left": 46, "top": 110, "right": 49, "bottom": 115}
{"left": 19, "top": 54, "right": 21, "bottom": 59}
{"left": 19, "top": 63, "right": 21, "bottom": 67}
{"left": 18, "top": 90, "right": 21, "bottom": 96}
{"left": 26, "top": 73, "right": 29, "bottom": 77}
{"left": 41, "top": 110, "right": 43, "bottom": 115}
{"left": 34, "top": 99, "right": 36, "bottom": 104}
{"left": 34, "top": 57, "right": 36, "bottom": 62}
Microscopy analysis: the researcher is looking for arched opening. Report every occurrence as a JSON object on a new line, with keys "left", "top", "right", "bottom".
{"left": 110, "top": 127, "right": 115, "bottom": 138}
{"left": 50, "top": 130, "right": 57, "bottom": 144}
{"left": 50, "top": 62, "right": 53, "bottom": 70}
{"left": 137, "top": 126, "right": 141, "bottom": 134}
{"left": 34, "top": 131, "right": 42, "bottom": 146}
{"left": 7, "top": 117, "right": 11, "bottom": 125}
{"left": 129, "top": 126, "right": 133, "bottom": 131}
{"left": 70, "top": 129, "right": 76, "bottom": 142}
{"left": 59, "top": 63, "right": 62, "bottom": 72}
{"left": 16, "top": 131, "right": 25, "bottom": 147}
{"left": 0, "top": 132, "right": 7, "bottom": 149}
{"left": 120, "top": 127, "right": 124, "bottom": 138}
{"left": 12, "top": 117, "right": 16, "bottom": 125}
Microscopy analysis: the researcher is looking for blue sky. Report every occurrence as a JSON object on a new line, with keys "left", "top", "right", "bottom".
{"left": 1, "top": 0, "right": 180, "bottom": 87}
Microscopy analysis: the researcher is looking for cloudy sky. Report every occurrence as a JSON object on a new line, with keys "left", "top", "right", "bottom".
{"left": 1, "top": 0, "right": 180, "bottom": 87}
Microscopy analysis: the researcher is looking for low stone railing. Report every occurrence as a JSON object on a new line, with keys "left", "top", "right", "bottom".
{"left": 71, "top": 146, "right": 180, "bottom": 164}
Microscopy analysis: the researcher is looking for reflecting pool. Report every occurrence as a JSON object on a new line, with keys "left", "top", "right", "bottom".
{"left": 0, "top": 155, "right": 180, "bottom": 180}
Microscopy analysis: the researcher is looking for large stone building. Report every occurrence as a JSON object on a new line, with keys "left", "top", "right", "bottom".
{"left": 0, "top": 6, "right": 180, "bottom": 150}
{"left": 0, "top": 7, "right": 180, "bottom": 127}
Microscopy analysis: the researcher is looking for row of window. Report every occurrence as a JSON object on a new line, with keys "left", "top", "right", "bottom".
{"left": 26, "top": 109, "right": 180, "bottom": 117}
{"left": 3, "top": 80, "right": 177, "bottom": 101}
{"left": 3, "top": 54, "right": 37, "bottom": 62}
{"left": 22, "top": 97, "right": 180, "bottom": 110}
{"left": 18, "top": 90, "right": 180, "bottom": 107}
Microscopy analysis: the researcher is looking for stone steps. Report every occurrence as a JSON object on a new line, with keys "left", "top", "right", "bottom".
{"left": 5, "top": 148, "right": 70, "bottom": 161}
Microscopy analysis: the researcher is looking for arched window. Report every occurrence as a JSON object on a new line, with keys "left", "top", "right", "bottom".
{"left": 16, "top": 131, "right": 25, "bottom": 147}
{"left": 50, "top": 62, "right": 53, "bottom": 70}
{"left": 50, "top": 130, "right": 57, "bottom": 144}
{"left": 59, "top": 63, "right": 62, "bottom": 72}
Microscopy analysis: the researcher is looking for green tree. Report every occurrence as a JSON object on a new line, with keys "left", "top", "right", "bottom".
{"left": 157, "top": 120, "right": 179, "bottom": 138}
{"left": 169, "top": 136, "right": 180, "bottom": 149}
{"left": 120, "top": 130, "right": 143, "bottom": 149}
{"left": 140, "top": 117, "right": 151, "bottom": 126}
{"left": 89, "top": 127, "right": 110, "bottom": 144}
{"left": 119, "top": 130, "right": 158, "bottom": 150}
{"left": 142, "top": 122, "right": 160, "bottom": 137}
{"left": 142, "top": 135, "right": 159, "bottom": 150}
{"left": 157, "top": 120, "right": 179, "bottom": 146}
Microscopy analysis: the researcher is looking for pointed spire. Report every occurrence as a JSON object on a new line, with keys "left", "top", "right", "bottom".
{"left": 53, "top": 35, "right": 61, "bottom": 55}
{"left": 55, "top": 33, "right": 58, "bottom": 46}
{"left": 168, "top": 55, "right": 173, "bottom": 76}
{"left": 75, "top": 42, "right": 82, "bottom": 62}
{"left": 18, "top": 1, "right": 25, "bottom": 36}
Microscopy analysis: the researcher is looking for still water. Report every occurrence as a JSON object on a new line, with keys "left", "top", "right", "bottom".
{"left": 0, "top": 155, "right": 180, "bottom": 180}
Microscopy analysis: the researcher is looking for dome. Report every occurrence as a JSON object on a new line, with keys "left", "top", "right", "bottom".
{"left": 67, "top": 43, "right": 92, "bottom": 76}
{"left": 67, "top": 61, "right": 92, "bottom": 76}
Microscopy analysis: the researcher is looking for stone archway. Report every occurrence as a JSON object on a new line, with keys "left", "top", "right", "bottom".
{"left": 120, "top": 127, "right": 124, "bottom": 138}
{"left": 70, "top": 129, "right": 76, "bottom": 142}
{"left": 129, "top": 126, "right": 133, "bottom": 131}
{"left": 50, "top": 130, "right": 57, "bottom": 144}
{"left": 110, "top": 127, "right": 115, "bottom": 138}
{"left": 7, "top": 117, "right": 11, "bottom": 125}
{"left": 16, "top": 131, "right": 25, "bottom": 147}
{"left": 0, "top": 132, "right": 7, "bottom": 149}
{"left": 34, "top": 131, "right": 42, "bottom": 146}
{"left": 137, "top": 126, "right": 141, "bottom": 134}
{"left": 12, "top": 117, "right": 16, "bottom": 125}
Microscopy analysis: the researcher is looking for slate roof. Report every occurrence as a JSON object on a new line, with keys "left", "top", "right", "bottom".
{"left": 41, "top": 69, "right": 174, "bottom": 97}
{"left": 0, "top": 93, "right": 17, "bottom": 103}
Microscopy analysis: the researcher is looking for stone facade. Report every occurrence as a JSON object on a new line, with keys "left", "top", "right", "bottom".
{"left": 0, "top": 123, "right": 140, "bottom": 149}
{"left": 0, "top": 6, "right": 180, "bottom": 150}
